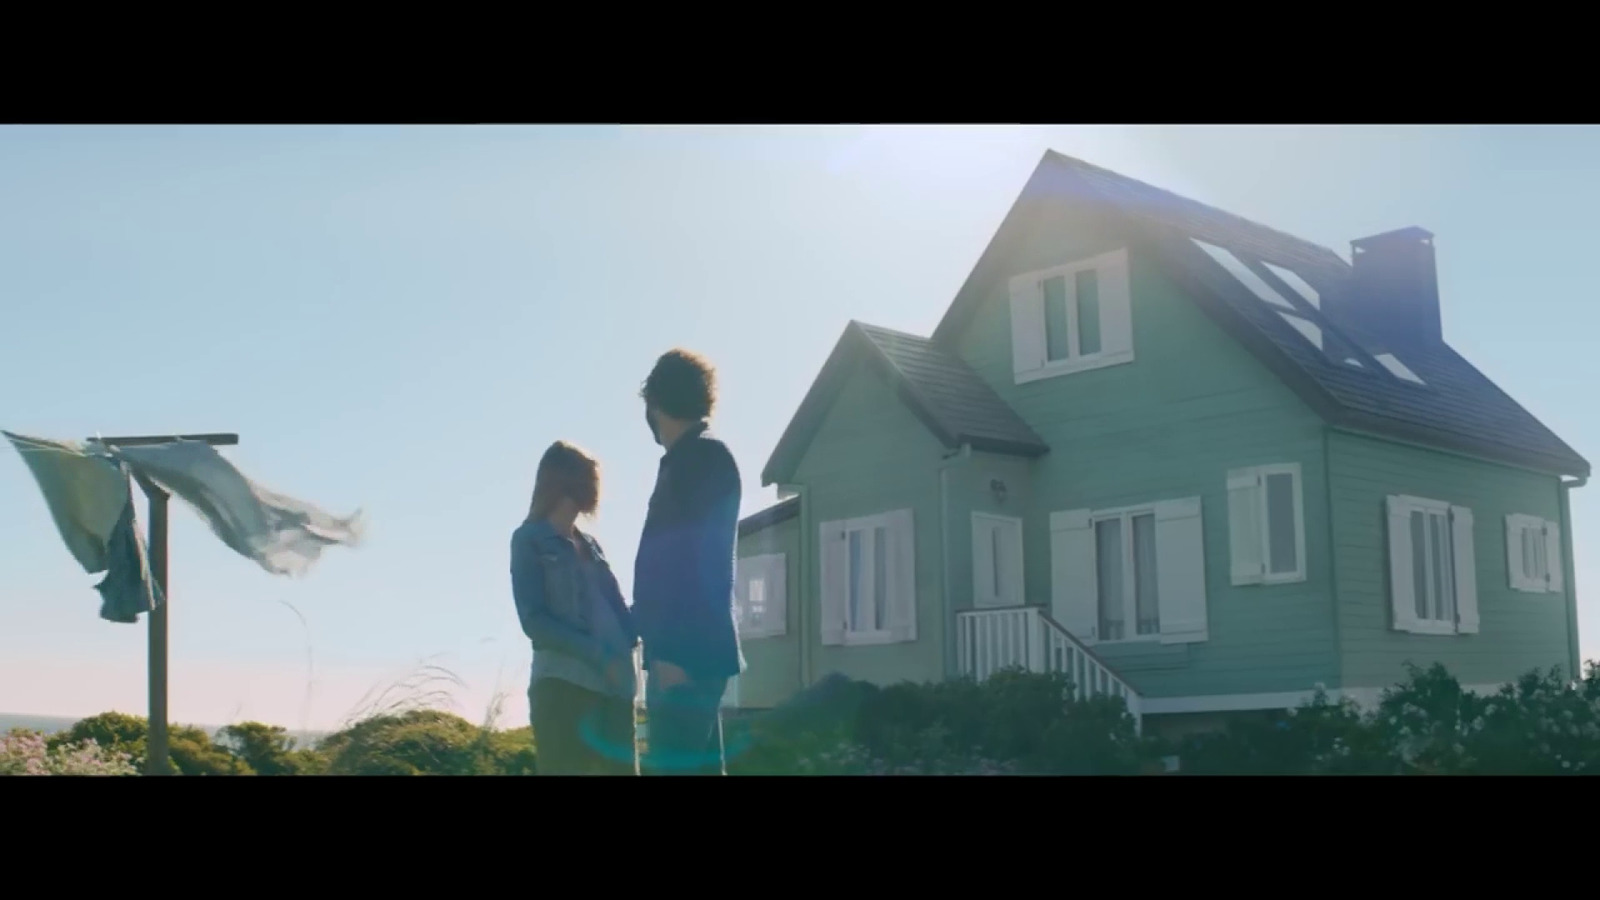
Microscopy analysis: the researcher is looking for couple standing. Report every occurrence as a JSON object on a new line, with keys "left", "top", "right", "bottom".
{"left": 510, "top": 349, "right": 743, "bottom": 775}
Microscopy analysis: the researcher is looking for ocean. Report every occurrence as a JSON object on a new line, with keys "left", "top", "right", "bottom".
{"left": 0, "top": 712, "right": 327, "bottom": 749}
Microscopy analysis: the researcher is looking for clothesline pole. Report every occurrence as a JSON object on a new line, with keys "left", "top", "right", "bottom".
{"left": 95, "top": 433, "right": 239, "bottom": 777}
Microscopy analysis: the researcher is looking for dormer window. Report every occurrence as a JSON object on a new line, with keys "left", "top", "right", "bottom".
{"left": 1009, "top": 248, "right": 1133, "bottom": 384}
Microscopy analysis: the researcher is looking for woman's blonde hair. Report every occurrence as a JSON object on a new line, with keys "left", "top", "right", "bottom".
{"left": 527, "top": 440, "right": 601, "bottom": 522}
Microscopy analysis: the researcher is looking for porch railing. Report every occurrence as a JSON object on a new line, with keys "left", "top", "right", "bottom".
{"left": 955, "top": 605, "right": 1142, "bottom": 731}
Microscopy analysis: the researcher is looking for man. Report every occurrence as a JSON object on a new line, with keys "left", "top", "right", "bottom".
{"left": 634, "top": 348, "right": 744, "bottom": 775}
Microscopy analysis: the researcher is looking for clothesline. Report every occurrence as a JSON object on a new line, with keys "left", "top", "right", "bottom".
{"left": 3, "top": 429, "right": 364, "bottom": 624}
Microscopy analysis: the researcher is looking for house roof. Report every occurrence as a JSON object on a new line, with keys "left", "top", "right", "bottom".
{"left": 739, "top": 495, "right": 799, "bottom": 537}
{"left": 760, "top": 321, "right": 1048, "bottom": 486}
{"left": 931, "top": 150, "right": 1590, "bottom": 479}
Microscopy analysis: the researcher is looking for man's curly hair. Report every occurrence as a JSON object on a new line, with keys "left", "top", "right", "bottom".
{"left": 641, "top": 348, "right": 718, "bottom": 422}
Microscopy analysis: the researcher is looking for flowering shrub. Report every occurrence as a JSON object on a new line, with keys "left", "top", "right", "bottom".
{"left": 0, "top": 729, "right": 139, "bottom": 776}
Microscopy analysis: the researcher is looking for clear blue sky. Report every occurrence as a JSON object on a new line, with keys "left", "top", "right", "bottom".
{"left": 2, "top": 124, "right": 1595, "bottom": 731}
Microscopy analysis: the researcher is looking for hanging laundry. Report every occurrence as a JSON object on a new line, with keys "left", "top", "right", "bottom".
{"left": 4, "top": 430, "right": 363, "bottom": 623}
{"left": 2, "top": 432, "right": 161, "bottom": 623}
{"left": 108, "top": 440, "right": 364, "bottom": 578}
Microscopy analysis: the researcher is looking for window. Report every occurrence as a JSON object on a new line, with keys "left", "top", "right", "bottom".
{"left": 847, "top": 525, "right": 888, "bottom": 634}
{"left": 1194, "top": 240, "right": 1371, "bottom": 367}
{"left": 1009, "top": 248, "right": 1133, "bottom": 383}
{"left": 1263, "top": 261, "right": 1321, "bottom": 308}
{"left": 1374, "top": 352, "right": 1426, "bottom": 385}
{"left": 735, "top": 553, "right": 787, "bottom": 639}
{"left": 1226, "top": 463, "right": 1306, "bottom": 585}
{"left": 1387, "top": 495, "right": 1478, "bottom": 635}
{"left": 820, "top": 509, "right": 916, "bottom": 646}
{"left": 1506, "top": 513, "right": 1564, "bottom": 594}
{"left": 1093, "top": 510, "right": 1160, "bottom": 641}
{"left": 1043, "top": 269, "right": 1103, "bottom": 361}
{"left": 1049, "top": 498, "right": 1208, "bottom": 646}
{"left": 1276, "top": 310, "right": 1324, "bottom": 352}
{"left": 1193, "top": 239, "right": 1296, "bottom": 311}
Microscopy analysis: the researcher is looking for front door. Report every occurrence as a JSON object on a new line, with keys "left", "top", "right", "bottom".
{"left": 972, "top": 513, "right": 1025, "bottom": 608}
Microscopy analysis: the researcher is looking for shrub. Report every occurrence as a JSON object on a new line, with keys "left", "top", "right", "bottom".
{"left": 49, "top": 711, "right": 251, "bottom": 775}
{"left": 316, "top": 709, "right": 506, "bottom": 776}
{"left": 1177, "top": 662, "right": 1600, "bottom": 775}
{"left": 1, "top": 729, "right": 139, "bottom": 776}
{"left": 727, "top": 668, "right": 1150, "bottom": 775}
{"left": 1176, "top": 689, "right": 1393, "bottom": 775}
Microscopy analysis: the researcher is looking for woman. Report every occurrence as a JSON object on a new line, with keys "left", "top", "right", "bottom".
{"left": 511, "top": 441, "right": 639, "bottom": 775}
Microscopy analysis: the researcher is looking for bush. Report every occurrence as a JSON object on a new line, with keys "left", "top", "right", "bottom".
{"left": 728, "top": 669, "right": 1150, "bottom": 775}
{"left": 48, "top": 712, "right": 251, "bottom": 775}
{"left": 2, "top": 729, "right": 139, "bottom": 776}
{"left": 316, "top": 709, "right": 517, "bottom": 776}
{"left": 1175, "top": 689, "right": 1394, "bottom": 775}
{"left": 24, "top": 660, "right": 1597, "bottom": 775}
{"left": 1177, "top": 662, "right": 1600, "bottom": 775}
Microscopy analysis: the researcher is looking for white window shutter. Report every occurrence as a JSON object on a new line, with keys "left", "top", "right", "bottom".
{"left": 819, "top": 522, "right": 848, "bottom": 645}
{"left": 1504, "top": 515, "right": 1524, "bottom": 590}
{"left": 971, "top": 516, "right": 996, "bottom": 607}
{"left": 1154, "top": 497, "right": 1209, "bottom": 644}
{"left": 768, "top": 554, "right": 789, "bottom": 636}
{"left": 1227, "top": 470, "right": 1265, "bottom": 585}
{"left": 1387, "top": 495, "right": 1421, "bottom": 633}
{"left": 1009, "top": 275, "right": 1047, "bottom": 380}
{"left": 885, "top": 509, "right": 918, "bottom": 643}
{"left": 1451, "top": 506, "right": 1479, "bottom": 634}
{"left": 1098, "top": 249, "right": 1134, "bottom": 358}
{"left": 1546, "top": 519, "right": 1565, "bottom": 594}
{"left": 1050, "top": 509, "right": 1097, "bottom": 642}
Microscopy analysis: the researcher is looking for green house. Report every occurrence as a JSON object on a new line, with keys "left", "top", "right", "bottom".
{"left": 724, "top": 150, "right": 1589, "bottom": 736}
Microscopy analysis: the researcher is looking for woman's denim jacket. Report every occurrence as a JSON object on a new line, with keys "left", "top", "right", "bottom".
{"left": 510, "top": 518, "right": 639, "bottom": 668}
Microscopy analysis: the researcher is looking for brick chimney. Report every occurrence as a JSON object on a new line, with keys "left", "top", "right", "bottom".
{"left": 1344, "top": 226, "right": 1442, "bottom": 345}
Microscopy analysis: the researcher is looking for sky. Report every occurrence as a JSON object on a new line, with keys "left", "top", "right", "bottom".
{"left": 1, "top": 124, "right": 1597, "bottom": 733}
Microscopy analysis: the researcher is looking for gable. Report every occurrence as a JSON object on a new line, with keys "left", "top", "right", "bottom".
{"left": 929, "top": 151, "right": 1589, "bottom": 480}
{"left": 761, "top": 321, "right": 1046, "bottom": 486}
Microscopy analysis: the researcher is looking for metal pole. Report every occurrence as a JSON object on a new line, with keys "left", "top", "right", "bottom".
{"left": 94, "top": 433, "right": 238, "bottom": 778}
{"left": 145, "top": 484, "right": 170, "bottom": 776}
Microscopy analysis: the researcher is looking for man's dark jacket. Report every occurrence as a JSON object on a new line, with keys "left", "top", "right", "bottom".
{"left": 633, "top": 422, "right": 745, "bottom": 681}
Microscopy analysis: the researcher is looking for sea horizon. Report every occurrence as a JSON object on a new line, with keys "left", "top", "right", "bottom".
{"left": 0, "top": 712, "right": 329, "bottom": 748}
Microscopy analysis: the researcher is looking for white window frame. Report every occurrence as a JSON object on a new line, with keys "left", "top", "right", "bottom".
{"left": 1506, "top": 513, "right": 1563, "bottom": 594}
{"left": 1087, "top": 503, "right": 1164, "bottom": 644}
{"left": 820, "top": 509, "right": 917, "bottom": 648}
{"left": 1050, "top": 497, "right": 1209, "bottom": 647}
{"left": 1009, "top": 248, "right": 1133, "bottom": 384}
{"left": 1227, "top": 463, "right": 1307, "bottom": 586}
{"left": 735, "top": 553, "right": 787, "bottom": 639}
{"left": 1388, "top": 495, "right": 1479, "bottom": 636}
{"left": 842, "top": 516, "right": 893, "bottom": 645}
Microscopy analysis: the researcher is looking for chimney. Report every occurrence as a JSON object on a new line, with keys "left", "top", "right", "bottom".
{"left": 1344, "top": 226, "right": 1442, "bottom": 345}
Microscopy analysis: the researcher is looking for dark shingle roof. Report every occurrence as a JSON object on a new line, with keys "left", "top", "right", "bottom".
{"left": 739, "top": 496, "right": 799, "bottom": 537}
{"left": 853, "top": 322, "right": 1047, "bottom": 455}
{"left": 934, "top": 150, "right": 1589, "bottom": 479}
{"left": 1155, "top": 230, "right": 1588, "bottom": 477}
{"left": 760, "top": 321, "right": 1047, "bottom": 486}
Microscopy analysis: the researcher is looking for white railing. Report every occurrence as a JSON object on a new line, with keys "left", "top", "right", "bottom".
{"left": 956, "top": 606, "right": 1142, "bottom": 731}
